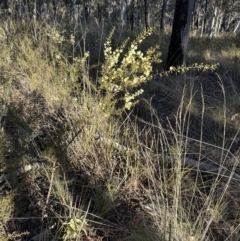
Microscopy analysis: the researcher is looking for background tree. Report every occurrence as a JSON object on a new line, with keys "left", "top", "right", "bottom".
{"left": 144, "top": 0, "right": 149, "bottom": 29}
{"left": 1, "top": 0, "right": 240, "bottom": 37}
{"left": 165, "top": 0, "right": 195, "bottom": 70}
{"left": 160, "top": 0, "right": 167, "bottom": 31}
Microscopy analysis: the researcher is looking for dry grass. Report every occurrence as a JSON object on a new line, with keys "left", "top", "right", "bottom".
{"left": 1, "top": 18, "right": 240, "bottom": 241}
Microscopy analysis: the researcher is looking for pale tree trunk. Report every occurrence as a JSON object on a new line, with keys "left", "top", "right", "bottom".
{"left": 72, "top": 0, "right": 77, "bottom": 23}
{"left": 193, "top": 0, "right": 203, "bottom": 30}
{"left": 201, "top": 0, "right": 208, "bottom": 36}
{"left": 225, "top": 13, "right": 238, "bottom": 32}
{"left": 41, "top": 1, "right": 56, "bottom": 21}
{"left": 210, "top": 8, "right": 216, "bottom": 37}
{"left": 108, "top": 0, "right": 112, "bottom": 21}
{"left": 192, "top": 0, "right": 197, "bottom": 29}
{"left": 41, "top": 3, "right": 49, "bottom": 20}
{"left": 216, "top": 12, "right": 224, "bottom": 34}
{"left": 209, "top": 1, "right": 222, "bottom": 38}
{"left": 165, "top": 0, "right": 195, "bottom": 70}
{"left": 33, "top": 0, "right": 36, "bottom": 24}
{"left": 160, "top": 0, "right": 167, "bottom": 31}
{"left": 234, "top": 20, "right": 240, "bottom": 34}
{"left": 121, "top": 0, "right": 128, "bottom": 25}
{"left": 225, "top": 13, "right": 239, "bottom": 31}
{"left": 31, "top": 0, "right": 37, "bottom": 39}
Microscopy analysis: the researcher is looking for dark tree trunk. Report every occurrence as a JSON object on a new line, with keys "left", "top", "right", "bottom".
{"left": 144, "top": 0, "right": 149, "bottom": 29}
{"left": 52, "top": 0, "right": 56, "bottom": 19}
{"left": 97, "top": 4, "right": 102, "bottom": 22}
{"left": 130, "top": 0, "right": 135, "bottom": 32}
{"left": 160, "top": 0, "right": 167, "bottom": 31}
{"left": 165, "top": 0, "right": 195, "bottom": 70}
{"left": 0, "top": 0, "right": 9, "bottom": 10}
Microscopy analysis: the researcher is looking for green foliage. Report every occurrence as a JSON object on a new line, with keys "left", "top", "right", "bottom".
{"left": 0, "top": 191, "right": 15, "bottom": 239}
{"left": 99, "top": 27, "right": 162, "bottom": 113}
{"left": 63, "top": 217, "right": 88, "bottom": 240}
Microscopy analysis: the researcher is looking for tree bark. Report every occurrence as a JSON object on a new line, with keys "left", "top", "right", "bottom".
{"left": 130, "top": 0, "right": 135, "bottom": 32}
{"left": 52, "top": 0, "right": 57, "bottom": 20}
{"left": 33, "top": 0, "right": 36, "bottom": 24}
{"left": 234, "top": 20, "right": 240, "bottom": 33}
{"left": 134, "top": 1, "right": 140, "bottom": 30}
{"left": 121, "top": 0, "right": 128, "bottom": 25}
{"left": 209, "top": 4, "right": 218, "bottom": 38}
{"left": 201, "top": 0, "right": 208, "bottom": 36}
{"left": 144, "top": 0, "right": 149, "bottom": 29}
{"left": 160, "top": 0, "right": 167, "bottom": 31}
{"left": 165, "top": 0, "right": 195, "bottom": 70}
{"left": 0, "top": 0, "right": 9, "bottom": 10}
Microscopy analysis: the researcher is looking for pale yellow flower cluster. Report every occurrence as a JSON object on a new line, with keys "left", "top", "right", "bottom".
{"left": 51, "top": 31, "right": 65, "bottom": 44}
{"left": 165, "top": 62, "right": 219, "bottom": 76}
{"left": 124, "top": 89, "right": 144, "bottom": 110}
{"left": 100, "top": 27, "right": 161, "bottom": 111}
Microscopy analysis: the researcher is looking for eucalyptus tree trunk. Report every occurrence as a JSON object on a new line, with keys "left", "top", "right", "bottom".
{"left": 130, "top": 0, "right": 135, "bottom": 32}
{"left": 165, "top": 0, "right": 195, "bottom": 70}
{"left": 209, "top": 4, "right": 218, "bottom": 38}
{"left": 192, "top": 0, "right": 200, "bottom": 30}
{"left": 160, "top": 0, "right": 167, "bottom": 31}
{"left": 52, "top": 0, "right": 57, "bottom": 20}
{"left": 134, "top": 0, "right": 140, "bottom": 30}
{"left": 201, "top": 0, "right": 208, "bottom": 36}
{"left": 82, "top": 0, "right": 88, "bottom": 26}
{"left": 144, "top": 0, "right": 149, "bottom": 29}
{"left": 192, "top": 0, "right": 195, "bottom": 29}
{"left": 72, "top": 0, "right": 77, "bottom": 22}
{"left": 121, "top": 0, "right": 128, "bottom": 25}
{"left": 41, "top": 3, "right": 49, "bottom": 20}
{"left": 108, "top": 0, "right": 112, "bottom": 21}
{"left": 216, "top": 11, "right": 224, "bottom": 34}
{"left": 234, "top": 20, "right": 240, "bottom": 33}
{"left": 97, "top": 3, "right": 102, "bottom": 22}
{"left": 33, "top": 0, "right": 36, "bottom": 24}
